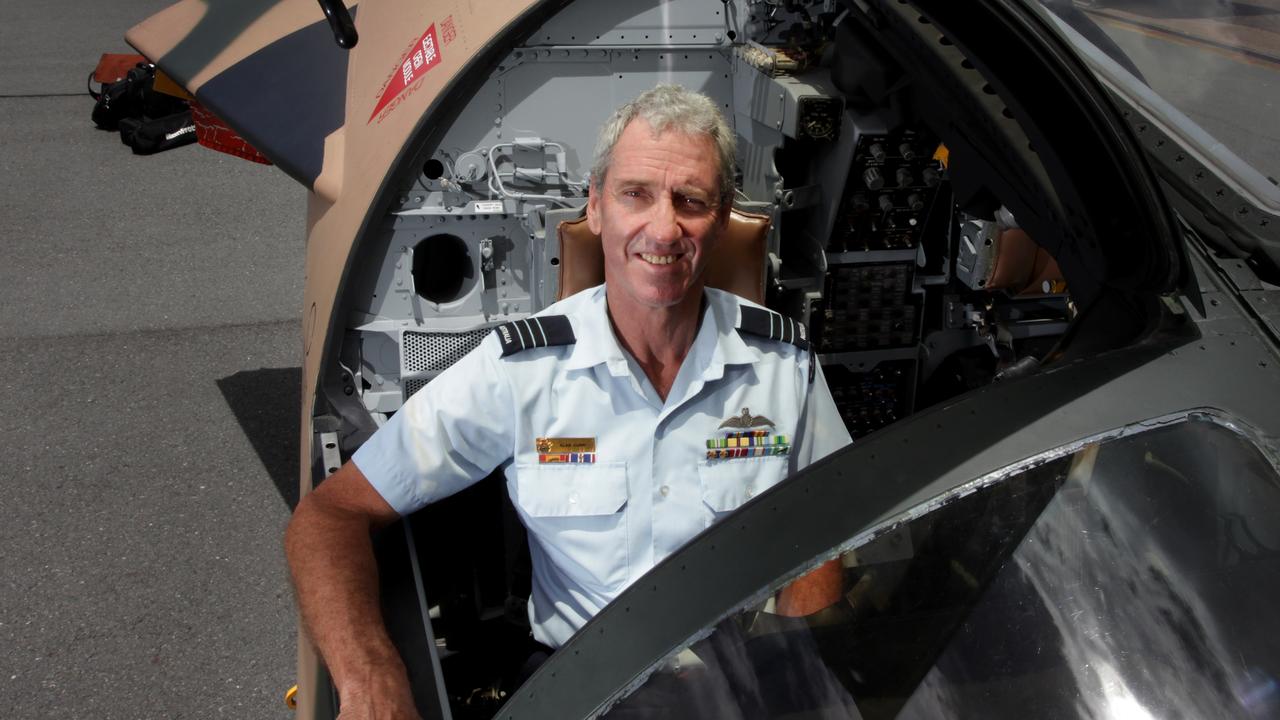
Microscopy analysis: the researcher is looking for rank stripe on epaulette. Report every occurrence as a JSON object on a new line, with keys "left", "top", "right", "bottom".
{"left": 515, "top": 317, "right": 541, "bottom": 348}
{"left": 737, "top": 306, "right": 810, "bottom": 351}
{"left": 495, "top": 315, "right": 575, "bottom": 357}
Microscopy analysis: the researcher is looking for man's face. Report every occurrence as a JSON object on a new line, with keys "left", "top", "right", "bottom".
{"left": 587, "top": 119, "right": 729, "bottom": 311}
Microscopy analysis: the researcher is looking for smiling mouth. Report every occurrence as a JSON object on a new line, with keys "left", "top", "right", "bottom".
{"left": 639, "top": 253, "right": 680, "bottom": 265}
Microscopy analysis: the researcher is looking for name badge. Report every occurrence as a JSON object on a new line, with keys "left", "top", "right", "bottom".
{"left": 536, "top": 437, "right": 596, "bottom": 464}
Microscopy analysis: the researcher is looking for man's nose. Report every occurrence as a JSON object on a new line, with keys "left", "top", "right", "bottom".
{"left": 646, "top": 195, "right": 681, "bottom": 244}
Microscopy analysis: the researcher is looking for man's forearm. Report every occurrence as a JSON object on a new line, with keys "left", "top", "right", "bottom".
{"left": 285, "top": 491, "right": 409, "bottom": 696}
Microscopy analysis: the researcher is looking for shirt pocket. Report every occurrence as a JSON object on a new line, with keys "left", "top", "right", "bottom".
{"left": 513, "top": 462, "right": 630, "bottom": 592}
{"left": 515, "top": 462, "right": 628, "bottom": 516}
{"left": 698, "top": 455, "right": 790, "bottom": 517}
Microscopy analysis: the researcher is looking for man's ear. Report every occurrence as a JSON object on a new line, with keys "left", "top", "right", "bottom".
{"left": 586, "top": 186, "right": 602, "bottom": 235}
{"left": 715, "top": 197, "right": 732, "bottom": 232}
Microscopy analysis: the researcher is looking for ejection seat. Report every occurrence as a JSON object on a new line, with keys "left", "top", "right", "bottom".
{"left": 554, "top": 207, "right": 772, "bottom": 301}
{"left": 985, "top": 227, "right": 1065, "bottom": 295}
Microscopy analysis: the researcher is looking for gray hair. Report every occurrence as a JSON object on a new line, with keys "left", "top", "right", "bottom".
{"left": 590, "top": 84, "right": 737, "bottom": 203}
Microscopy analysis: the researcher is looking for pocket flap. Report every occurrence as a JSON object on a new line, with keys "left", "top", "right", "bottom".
{"left": 516, "top": 462, "right": 628, "bottom": 517}
{"left": 699, "top": 456, "right": 789, "bottom": 513}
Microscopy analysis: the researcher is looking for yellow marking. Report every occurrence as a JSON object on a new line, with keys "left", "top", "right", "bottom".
{"left": 284, "top": 685, "right": 298, "bottom": 710}
{"left": 152, "top": 69, "right": 194, "bottom": 100}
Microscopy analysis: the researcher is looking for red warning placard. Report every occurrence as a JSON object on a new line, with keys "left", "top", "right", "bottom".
{"left": 368, "top": 23, "right": 442, "bottom": 124}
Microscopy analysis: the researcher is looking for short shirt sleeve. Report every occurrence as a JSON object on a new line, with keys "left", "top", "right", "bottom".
{"left": 352, "top": 333, "right": 515, "bottom": 515}
{"left": 790, "top": 359, "right": 853, "bottom": 473}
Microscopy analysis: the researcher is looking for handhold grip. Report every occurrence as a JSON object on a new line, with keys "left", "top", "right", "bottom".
{"left": 315, "top": 0, "right": 358, "bottom": 49}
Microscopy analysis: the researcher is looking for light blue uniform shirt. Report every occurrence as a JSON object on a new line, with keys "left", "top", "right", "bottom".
{"left": 354, "top": 284, "right": 851, "bottom": 647}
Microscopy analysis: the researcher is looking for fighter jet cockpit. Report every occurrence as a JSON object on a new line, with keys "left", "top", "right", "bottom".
{"left": 115, "top": 0, "right": 1280, "bottom": 713}
{"left": 304, "top": 0, "right": 1180, "bottom": 715}
{"left": 336, "top": 2, "right": 1096, "bottom": 447}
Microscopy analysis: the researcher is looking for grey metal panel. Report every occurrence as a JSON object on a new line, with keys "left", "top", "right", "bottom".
{"left": 357, "top": 214, "right": 533, "bottom": 325}
{"left": 359, "top": 329, "right": 403, "bottom": 413}
{"left": 1242, "top": 290, "right": 1280, "bottom": 341}
{"left": 427, "top": 47, "right": 736, "bottom": 188}
{"left": 738, "top": 141, "right": 781, "bottom": 203}
{"left": 531, "top": 0, "right": 737, "bottom": 47}
{"left": 347, "top": 212, "right": 534, "bottom": 415}
{"left": 733, "top": 54, "right": 787, "bottom": 138}
{"left": 417, "top": 70, "right": 510, "bottom": 186}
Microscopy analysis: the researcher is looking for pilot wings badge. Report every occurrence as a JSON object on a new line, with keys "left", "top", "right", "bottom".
{"left": 707, "top": 408, "right": 790, "bottom": 460}
{"left": 718, "top": 407, "right": 773, "bottom": 430}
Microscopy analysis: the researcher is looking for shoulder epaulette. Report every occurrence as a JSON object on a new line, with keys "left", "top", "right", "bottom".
{"left": 737, "top": 306, "right": 810, "bottom": 351}
{"left": 738, "top": 306, "right": 815, "bottom": 383}
{"left": 493, "top": 315, "right": 576, "bottom": 357}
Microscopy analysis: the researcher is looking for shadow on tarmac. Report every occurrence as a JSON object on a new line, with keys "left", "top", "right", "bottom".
{"left": 217, "top": 366, "right": 301, "bottom": 510}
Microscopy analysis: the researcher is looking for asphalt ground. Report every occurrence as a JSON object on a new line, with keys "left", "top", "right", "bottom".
{"left": 1, "top": 2, "right": 1278, "bottom": 720}
{"left": 1, "top": 1, "right": 305, "bottom": 718}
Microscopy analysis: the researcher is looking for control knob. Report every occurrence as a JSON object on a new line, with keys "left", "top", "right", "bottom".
{"left": 863, "top": 167, "right": 885, "bottom": 190}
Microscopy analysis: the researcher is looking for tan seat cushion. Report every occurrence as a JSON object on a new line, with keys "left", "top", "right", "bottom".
{"left": 987, "top": 227, "right": 1065, "bottom": 295}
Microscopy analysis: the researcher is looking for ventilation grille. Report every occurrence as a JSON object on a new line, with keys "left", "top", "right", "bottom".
{"left": 402, "top": 328, "right": 490, "bottom": 374}
{"left": 403, "top": 376, "right": 431, "bottom": 400}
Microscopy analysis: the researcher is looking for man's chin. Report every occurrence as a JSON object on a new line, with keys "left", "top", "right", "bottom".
{"left": 628, "top": 289, "right": 686, "bottom": 309}
{"left": 610, "top": 280, "right": 700, "bottom": 311}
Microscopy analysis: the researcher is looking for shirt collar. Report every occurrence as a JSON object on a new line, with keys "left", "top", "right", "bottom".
{"left": 563, "top": 285, "right": 628, "bottom": 372}
{"left": 704, "top": 287, "right": 761, "bottom": 372}
{"left": 563, "top": 284, "right": 760, "bottom": 375}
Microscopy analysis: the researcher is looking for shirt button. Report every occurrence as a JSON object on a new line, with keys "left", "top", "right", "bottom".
{"left": 659, "top": 485, "right": 670, "bottom": 497}
{"left": 568, "top": 492, "right": 579, "bottom": 504}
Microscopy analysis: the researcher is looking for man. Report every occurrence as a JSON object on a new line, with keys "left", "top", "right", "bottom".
{"left": 285, "top": 84, "right": 851, "bottom": 718}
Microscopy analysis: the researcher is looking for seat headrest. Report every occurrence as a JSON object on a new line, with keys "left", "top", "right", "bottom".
{"left": 555, "top": 207, "right": 771, "bottom": 304}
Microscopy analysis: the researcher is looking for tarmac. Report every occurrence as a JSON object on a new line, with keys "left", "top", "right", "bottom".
{"left": 1, "top": 1, "right": 1278, "bottom": 719}
{"left": 2, "top": 1, "right": 303, "bottom": 718}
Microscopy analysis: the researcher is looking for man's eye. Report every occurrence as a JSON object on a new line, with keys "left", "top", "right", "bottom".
{"left": 678, "top": 196, "right": 710, "bottom": 212}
